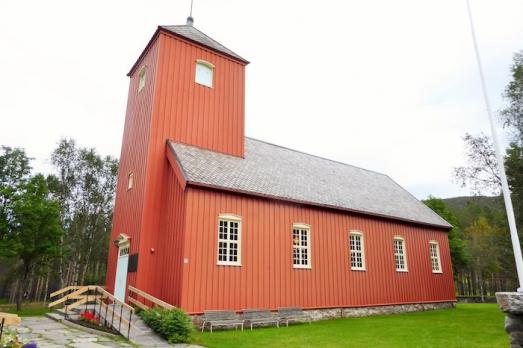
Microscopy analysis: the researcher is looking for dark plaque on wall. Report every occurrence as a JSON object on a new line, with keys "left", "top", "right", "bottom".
{"left": 128, "top": 253, "right": 139, "bottom": 272}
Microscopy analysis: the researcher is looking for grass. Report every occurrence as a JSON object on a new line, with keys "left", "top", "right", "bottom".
{"left": 191, "top": 304, "right": 507, "bottom": 348}
{"left": 0, "top": 301, "right": 50, "bottom": 316}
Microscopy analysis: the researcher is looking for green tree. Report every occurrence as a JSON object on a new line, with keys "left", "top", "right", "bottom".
{"left": 500, "top": 51, "right": 523, "bottom": 140}
{"left": 0, "top": 146, "right": 31, "bottom": 240}
{"left": 501, "top": 51, "right": 523, "bottom": 231}
{"left": 0, "top": 175, "right": 62, "bottom": 310}
{"left": 464, "top": 217, "right": 503, "bottom": 301}
{"left": 50, "top": 139, "right": 118, "bottom": 287}
{"left": 424, "top": 197, "right": 468, "bottom": 272}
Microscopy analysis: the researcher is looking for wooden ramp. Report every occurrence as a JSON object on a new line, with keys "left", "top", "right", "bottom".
{"left": 48, "top": 285, "right": 177, "bottom": 347}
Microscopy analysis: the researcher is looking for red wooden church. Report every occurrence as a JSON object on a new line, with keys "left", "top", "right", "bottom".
{"left": 106, "top": 18, "right": 455, "bottom": 315}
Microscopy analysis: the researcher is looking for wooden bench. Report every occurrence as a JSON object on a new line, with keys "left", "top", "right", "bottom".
{"left": 241, "top": 309, "right": 280, "bottom": 330}
{"left": 277, "top": 307, "right": 312, "bottom": 326}
{"left": 0, "top": 312, "right": 21, "bottom": 340}
{"left": 201, "top": 310, "right": 244, "bottom": 332}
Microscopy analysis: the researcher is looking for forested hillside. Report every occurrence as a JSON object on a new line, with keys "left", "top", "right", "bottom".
{"left": 430, "top": 196, "right": 519, "bottom": 297}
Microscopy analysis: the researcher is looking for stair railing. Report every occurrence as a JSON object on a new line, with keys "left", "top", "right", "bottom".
{"left": 48, "top": 285, "right": 135, "bottom": 339}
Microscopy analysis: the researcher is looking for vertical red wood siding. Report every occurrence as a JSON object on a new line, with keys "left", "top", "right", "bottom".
{"left": 108, "top": 27, "right": 455, "bottom": 314}
{"left": 134, "top": 32, "right": 246, "bottom": 295}
{"left": 178, "top": 187, "right": 455, "bottom": 314}
{"left": 108, "top": 30, "right": 246, "bottom": 296}
{"left": 106, "top": 39, "right": 160, "bottom": 294}
{"left": 153, "top": 32, "right": 246, "bottom": 158}
{"left": 155, "top": 165, "right": 187, "bottom": 306}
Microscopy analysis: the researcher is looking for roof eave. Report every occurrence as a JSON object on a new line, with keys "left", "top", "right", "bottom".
{"left": 184, "top": 181, "right": 453, "bottom": 231}
{"left": 159, "top": 26, "right": 250, "bottom": 65}
{"left": 127, "top": 28, "right": 161, "bottom": 77}
{"left": 127, "top": 26, "right": 249, "bottom": 77}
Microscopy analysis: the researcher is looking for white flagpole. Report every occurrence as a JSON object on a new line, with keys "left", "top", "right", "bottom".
{"left": 466, "top": 0, "right": 523, "bottom": 292}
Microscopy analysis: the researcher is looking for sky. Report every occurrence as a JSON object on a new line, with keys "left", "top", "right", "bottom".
{"left": 0, "top": 0, "right": 522, "bottom": 200}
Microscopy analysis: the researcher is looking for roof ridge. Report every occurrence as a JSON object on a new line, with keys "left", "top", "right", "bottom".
{"left": 159, "top": 24, "right": 248, "bottom": 63}
{"left": 245, "top": 137, "right": 389, "bottom": 178}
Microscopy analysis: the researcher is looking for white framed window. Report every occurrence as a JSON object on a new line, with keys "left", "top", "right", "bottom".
{"left": 217, "top": 214, "right": 241, "bottom": 266}
{"left": 127, "top": 172, "right": 134, "bottom": 190}
{"left": 429, "top": 241, "right": 442, "bottom": 273}
{"left": 138, "top": 66, "right": 146, "bottom": 92}
{"left": 349, "top": 231, "right": 366, "bottom": 271}
{"left": 393, "top": 236, "right": 408, "bottom": 272}
{"left": 195, "top": 60, "right": 214, "bottom": 88}
{"left": 292, "top": 224, "right": 311, "bottom": 269}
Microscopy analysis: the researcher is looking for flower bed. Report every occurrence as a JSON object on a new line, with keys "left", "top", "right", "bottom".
{"left": 66, "top": 311, "right": 120, "bottom": 335}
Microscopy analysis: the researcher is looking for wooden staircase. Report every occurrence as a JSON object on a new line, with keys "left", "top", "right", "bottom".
{"left": 48, "top": 285, "right": 176, "bottom": 347}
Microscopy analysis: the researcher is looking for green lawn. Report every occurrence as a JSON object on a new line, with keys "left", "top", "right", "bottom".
{"left": 0, "top": 301, "right": 50, "bottom": 316}
{"left": 191, "top": 304, "right": 507, "bottom": 348}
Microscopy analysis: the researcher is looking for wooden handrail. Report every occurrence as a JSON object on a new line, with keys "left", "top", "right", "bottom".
{"left": 50, "top": 285, "right": 82, "bottom": 298}
{"left": 48, "top": 286, "right": 90, "bottom": 308}
{"left": 128, "top": 285, "right": 175, "bottom": 310}
{"left": 48, "top": 284, "right": 134, "bottom": 315}
{"left": 95, "top": 299, "right": 132, "bottom": 327}
{"left": 127, "top": 296, "right": 148, "bottom": 310}
{"left": 96, "top": 286, "right": 134, "bottom": 312}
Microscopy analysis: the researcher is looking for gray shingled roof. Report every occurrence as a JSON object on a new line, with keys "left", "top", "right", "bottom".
{"left": 160, "top": 25, "right": 248, "bottom": 63}
{"left": 168, "top": 138, "right": 451, "bottom": 229}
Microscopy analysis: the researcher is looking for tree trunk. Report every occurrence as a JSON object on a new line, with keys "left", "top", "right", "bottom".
{"left": 42, "top": 272, "right": 50, "bottom": 306}
{"left": 16, "top": 263, "right": 31, "bottom": 311}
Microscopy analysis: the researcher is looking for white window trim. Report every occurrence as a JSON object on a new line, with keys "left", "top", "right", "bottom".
{"left": 217, "top": 214, "right": 242, "bottom": 266}
{"left": 195, "top": 59, "right": 214, "bottom": 88}
{"left": 138, "top": 66, "right": 147, "bottom": 92}
{"left": 349, "top": 230, "right": 366, "bottom": 271}
{"left": 394, "top": 236, "right": 408, "bottom": 272}
{"left": 292, "top": 223, "right": 312, "bottom": 269}
{"left": 429, "top": 240, "right": 443, "bottom": 274}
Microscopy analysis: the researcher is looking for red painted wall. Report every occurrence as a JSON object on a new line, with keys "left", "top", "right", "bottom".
{"left": 108, "top": 29, "right": 247, "bottom": 296}
{"left": 106, "top": 38, "right": 160, "bottom": 294}
{"left": 176, "top": 187, "right": 455, "bottom": 314}
{"left": 155, "top": 165, "right": 187, "bottom": 306}
{"left": 108, "top": 26, "right": 455, "bottom": 314}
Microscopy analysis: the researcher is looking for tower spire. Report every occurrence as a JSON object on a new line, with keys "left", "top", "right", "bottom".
{"left": 187, "top": 0, "right": 194, "bottom": 26}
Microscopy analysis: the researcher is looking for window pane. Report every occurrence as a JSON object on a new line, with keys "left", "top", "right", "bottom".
{"left": 195, "top": 63, "right": 213, "bottom": 87}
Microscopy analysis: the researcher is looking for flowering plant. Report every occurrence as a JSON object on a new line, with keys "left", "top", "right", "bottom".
{"left": 79, "top": 311, "right": 100, "bottom": 325}
{"left": 0, "top": 330, "right": 23, "bottom": 348}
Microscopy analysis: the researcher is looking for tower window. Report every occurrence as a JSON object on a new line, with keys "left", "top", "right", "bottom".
{"left": 195, "top": 60, "right": 214, "bottom": 88}
{"left": 127, "top": 172, "right": 134, "bottom": 190}
{"left": 138, "top": 66, "right": 146, "bottom": 92}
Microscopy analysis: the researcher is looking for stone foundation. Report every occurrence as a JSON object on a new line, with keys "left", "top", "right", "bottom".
{"left": 192, "top": 301, "right": 455, "bottom": 327}
{"left": 496, "top": 292, "right": 523, "bottom": 348}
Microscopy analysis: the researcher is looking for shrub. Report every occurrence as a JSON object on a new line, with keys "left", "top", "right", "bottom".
{"left": 138, "top": 307, "right": 193, "bottom": 344}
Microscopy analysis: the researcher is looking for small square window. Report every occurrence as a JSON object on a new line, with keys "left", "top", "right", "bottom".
{"left": 138, "top": 67, "right": 146, "bottom": 92}
{"left": 195, "top": 60, "right": 214, "bottom": 88}
{"left": 127, "top": 172, "right": 134, "bottom": 190}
